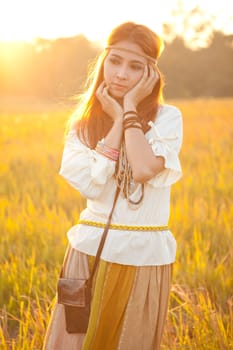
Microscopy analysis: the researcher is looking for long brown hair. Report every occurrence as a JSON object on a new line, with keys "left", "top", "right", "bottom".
{"left": 69, "top": 22, "right": 164, "bottom": 149}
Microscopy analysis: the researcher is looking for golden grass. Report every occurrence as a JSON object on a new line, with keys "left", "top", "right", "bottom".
{"left": 0, "top": 98, "right": 233, "bottom": 349}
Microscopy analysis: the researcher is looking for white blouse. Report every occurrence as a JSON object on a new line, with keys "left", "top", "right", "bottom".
{"left": 59, "top": 104, "right": 183, "bottom": 266}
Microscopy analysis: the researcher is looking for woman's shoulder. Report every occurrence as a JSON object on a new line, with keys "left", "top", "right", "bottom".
{"left": 157, "top": 103, "right": 182, "bottom": 119}
{"left": 153, "top": 103, "right": 182, "bottom": 127}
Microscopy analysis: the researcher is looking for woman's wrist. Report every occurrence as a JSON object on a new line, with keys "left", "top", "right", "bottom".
{"left": 121, "top": 110, "right": 143, "bottom": 132}
{"left": 95, "top": 141, "right": 120, "bottom": 161}
{"left": 113, "top": 118, "right": 123, "bottom": 129}
{"left": 123, "top": 100, "right": 137, "bottom": 113}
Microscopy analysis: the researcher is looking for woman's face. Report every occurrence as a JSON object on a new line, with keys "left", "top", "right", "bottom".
{"left": 103, "top": 40, "right": 147, "bottom": 98}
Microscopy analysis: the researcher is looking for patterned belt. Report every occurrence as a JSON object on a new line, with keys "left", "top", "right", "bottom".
{"left": 78, "top": 220, "right": 169, "bottom": 231}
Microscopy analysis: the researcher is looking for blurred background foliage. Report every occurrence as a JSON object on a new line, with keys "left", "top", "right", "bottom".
{"left": 1, "top": 31, "right": 232, "bottom": 102}
{"left": 1, "top": 4, "right": 233, "bottom": 110}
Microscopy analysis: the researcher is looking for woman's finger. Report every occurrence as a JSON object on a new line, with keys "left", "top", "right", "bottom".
{"left": 96, "top": 81, "right": 107, "bottom": 96}
{"left": 148, "top": 65, "right": 159, "bottom": 86}
{"left": 102, "top": 85, "right": 109, "bottom": 97}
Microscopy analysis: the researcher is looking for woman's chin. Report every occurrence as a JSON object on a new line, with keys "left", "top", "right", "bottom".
{"left": 109, "top": 88, "right": 125, "bottom": 99}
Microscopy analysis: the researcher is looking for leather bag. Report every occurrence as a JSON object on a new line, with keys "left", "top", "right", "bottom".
{"left": 57, "top": 186, "right": 120, "bottom": 333}
{"left": 57, "top": 278, "right": 91, "bottom": 333}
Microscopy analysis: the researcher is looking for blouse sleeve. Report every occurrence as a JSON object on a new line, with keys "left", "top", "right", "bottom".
{"left": 147, "top": 107, "right": 183, "bottom": 188}
{"left": 59, "top": 130, "right": 116, "bottom": 199}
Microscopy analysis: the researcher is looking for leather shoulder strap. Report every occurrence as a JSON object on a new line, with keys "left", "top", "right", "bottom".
{"left": 87, "top": 185, "right": 120, "bottom": 287}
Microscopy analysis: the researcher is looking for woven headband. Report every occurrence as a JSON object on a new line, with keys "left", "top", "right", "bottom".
{"left": 105, "top": 45, "right": 157, "bottom": 65}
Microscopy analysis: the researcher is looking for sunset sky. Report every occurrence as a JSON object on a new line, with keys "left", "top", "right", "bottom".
{"left": 0, "top": 0, "right": 232, "bottom": 44}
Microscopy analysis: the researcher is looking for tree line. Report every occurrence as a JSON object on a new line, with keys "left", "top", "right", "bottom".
{"left": 0, "top": 30, "right": 232, "bottom": 102}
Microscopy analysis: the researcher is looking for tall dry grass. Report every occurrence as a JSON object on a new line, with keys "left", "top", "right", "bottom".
{"left": 0, "top": 98, "right": 232, "bottom": 349}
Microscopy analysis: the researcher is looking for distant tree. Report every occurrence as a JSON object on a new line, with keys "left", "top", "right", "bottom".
{"left": 0, "top": 35, "right": 99, "bottom": 101}
{"left": 162, "top": 2, "right": 215, "bottom": 49}
{"left": 0, "top": 30, "right": 232, "bottom": 101}
{"left": 160, "top": 30, "right": 233, "bottom": 98}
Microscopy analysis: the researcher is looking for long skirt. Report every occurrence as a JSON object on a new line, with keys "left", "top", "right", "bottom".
{"left": 43, "top": 245, "right": 172, "bottom": 350}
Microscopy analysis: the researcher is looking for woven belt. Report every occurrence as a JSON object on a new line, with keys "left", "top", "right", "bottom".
{"left": 78, "top": 220, "right": 169, "bottom": 231}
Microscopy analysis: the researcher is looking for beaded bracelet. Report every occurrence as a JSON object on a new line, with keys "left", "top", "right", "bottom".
{"left": 97, "top": 141, "right": 120, "bottom": 155}
{"left": 95, "top": 141, "right": 120, "bottom": 161}
{"left": 96, "top": 147, "right": 119, "bottom": 161}
{"left": 123, "top": 115, "right": 142, "bottom": 131}
{"left": 123, "top": 110, "right": 138, "bottom": 118}
{"left": 124, "top": 123, "right": 142, "bottom": 131}
{"left": 96, "top": 143, "right": 120, "bottom": 158}
{"left": 123, "top": 116, "right": 140, "bottom": 123}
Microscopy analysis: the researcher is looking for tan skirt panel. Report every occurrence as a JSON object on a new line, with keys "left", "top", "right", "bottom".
{"left": 42, "top": 246, "right": 89, "bottom": 350}
{"left": 117, "top": 265, "right": 172, "bottom": 350}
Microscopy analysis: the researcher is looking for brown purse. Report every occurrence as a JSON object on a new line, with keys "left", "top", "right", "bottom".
{"left": 57, "top": 186, "right": 120, "bottom": 333}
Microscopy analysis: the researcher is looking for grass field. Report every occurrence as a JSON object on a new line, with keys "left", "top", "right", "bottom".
{"left": 0, "top": 98, "right": 233, "bottom": 349}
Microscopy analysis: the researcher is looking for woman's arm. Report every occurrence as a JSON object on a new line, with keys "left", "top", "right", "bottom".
{"left": 103, "top": 119, "right": 123, "bottom": 150}
{"left": 123, "top": 102, "right": 164, "bottom": 183}
{"left": 122, "top": 65, "right": 164, "bottom": 183}
{"left": 59, "top": 130, "right": 116, "bottom": 199}
{"left": 95, "top": 81, "right": 123, "bottom": 150}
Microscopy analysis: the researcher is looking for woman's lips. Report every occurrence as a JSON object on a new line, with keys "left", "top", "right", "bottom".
{"left": 111, "top": 83, "right": 127, "bottom": 90}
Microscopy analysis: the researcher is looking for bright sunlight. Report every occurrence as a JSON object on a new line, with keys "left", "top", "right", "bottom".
{"left": 0, "top": 0, "right": 232, "bottom": 43}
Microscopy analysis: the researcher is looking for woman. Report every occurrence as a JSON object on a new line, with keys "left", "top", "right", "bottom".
{"left": 43, "top": 21, "right": 183, "bottom": 350}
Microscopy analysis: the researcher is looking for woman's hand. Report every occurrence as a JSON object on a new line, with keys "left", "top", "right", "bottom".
{"left": 96, "top": 81, "right": 123, "bottom": 122}
{"left": 124, "top": 65, "right": 159, "bottom": 109}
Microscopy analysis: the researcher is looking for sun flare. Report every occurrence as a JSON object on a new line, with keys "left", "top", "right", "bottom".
{"left": 0, "top": 0, "right": 232, "bottom": 43}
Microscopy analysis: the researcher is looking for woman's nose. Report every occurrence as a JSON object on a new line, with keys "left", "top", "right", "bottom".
{"left": 116, "top": 66, "right": 128, "bottom": 80}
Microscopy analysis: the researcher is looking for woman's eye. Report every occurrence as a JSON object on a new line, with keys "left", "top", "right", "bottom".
{"left": 109, "top": 57, "right": 120, "bottom": 65}
{"left": 131, "top": 64, "right": 143, "bottom": 71}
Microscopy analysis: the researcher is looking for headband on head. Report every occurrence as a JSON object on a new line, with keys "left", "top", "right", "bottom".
{"left": 105, "top": 45, "right": 157, "bottom": 65}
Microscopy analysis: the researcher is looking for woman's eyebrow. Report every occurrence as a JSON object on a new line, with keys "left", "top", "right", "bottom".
{"left": 110, "top": 53, "right": 145, "bottom": 65}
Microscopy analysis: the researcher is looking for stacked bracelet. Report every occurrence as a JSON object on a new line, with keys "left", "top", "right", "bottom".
{"left": 95, "top": 141, "right": 120, "bottom": 161}
{"left": 123, "top": 111, "right": 142, "bottom": 131}
{"left": 123, "top": 110, "right": 138, "bottom": 118}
